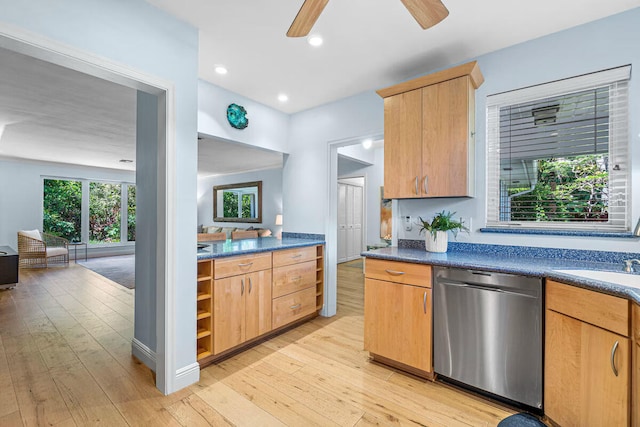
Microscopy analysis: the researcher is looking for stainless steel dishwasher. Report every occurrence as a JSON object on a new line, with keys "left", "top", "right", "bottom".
{"left": 433, "top": 266, "right": 543, "bottom": 410}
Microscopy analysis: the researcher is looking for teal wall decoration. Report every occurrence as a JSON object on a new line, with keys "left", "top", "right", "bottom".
{"left": 226, "top": 103, "right": 249, "bottom": 129}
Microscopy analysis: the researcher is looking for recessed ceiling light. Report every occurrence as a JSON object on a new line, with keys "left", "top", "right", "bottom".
{"left": 214, "top": 65, "right": 228, "bottom": 75}
{"left": 307, "top": 35, "right": 323, "bottom": 47}
{"left": 278, "top": 94, "right": 289, "bottom": 102}
{"left": 362, "top": 139, "right": 373, "bottom": 149}
{"left": 119, "top": 159, "right": 134, "bottom": 163}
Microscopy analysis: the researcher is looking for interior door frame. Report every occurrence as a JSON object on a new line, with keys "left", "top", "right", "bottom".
{"left": 325, "top": 133, "right": 382, "bottom": 317}
{"left": 0, "top": 24, "right": 180, "bottom": 394}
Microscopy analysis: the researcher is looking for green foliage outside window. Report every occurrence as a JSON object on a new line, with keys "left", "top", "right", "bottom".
{"left": 223, "top": 191, "right": 239, "bottom": 217}
{"left": 242, "top": 194, "right": 253, "bottom": 218}
{"left": 43, "top": 179, "right": 82, "bottom": 241}
{"left": 509, "top": 155, "right": 608, "bottom": 222}
{"left": 89, "top": 182, "right": 122, "bottom": 244}
{"left": 127, "top": 185, "right": 136, "bottom": 241}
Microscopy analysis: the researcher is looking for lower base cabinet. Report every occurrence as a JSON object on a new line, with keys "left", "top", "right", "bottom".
{"left": 197, "top": 245, "right": 324, "bottom": 366}
{"left": 364, "top": 278, "right": 432, "bottom": 374}
{"left": 545, "top": 280, "right": 631, "bottom": 427}
{"left": 213, "top": 270, "right": 272, "bottom": 354}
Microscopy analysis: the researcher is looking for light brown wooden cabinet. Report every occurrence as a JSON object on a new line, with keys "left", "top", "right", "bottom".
{"left": 197, "top": 245, "right": 324, "bottom": 367}
{"left": 634, "top": 303, "right": 639, "bottom": 427}
{"left": 545, "top": 280, "right": 631, "bottom": 427}
{"left": 377, "top": 61, "right": 483, "bottom": 199}
{"left": 364, "top": 259, "right": 433, "bottom": 378}
{"left": 213, "top": 269, "right": 272, "bottom": 354}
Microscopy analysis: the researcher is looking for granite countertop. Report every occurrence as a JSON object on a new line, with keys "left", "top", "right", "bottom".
{"left": 197, "top": 236, "right": 325, "bottom": 260}
{"left": 362, "top": 245, "right": 640, "bottom": 305}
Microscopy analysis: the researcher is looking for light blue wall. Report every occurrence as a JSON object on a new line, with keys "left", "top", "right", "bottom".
{"left": 197, "top": 167, "right": 283, "bottom": 234}
{"left": 397, "top": 7, "right": 640, "bottom": 253}
{"left": 284, "top": 91, "right": 384, "bottom": 233}
{"left": 198, "top": 80, "right": 290, "bottom": 154}
{"left": 285, "top": 7, "right": 640, "bottom": 253}
{"left": 0, "top": 0, "right": 199, "bottom": 387}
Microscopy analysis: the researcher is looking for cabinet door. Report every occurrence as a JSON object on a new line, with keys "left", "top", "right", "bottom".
{"left": 383, "top": 89, "right": 423, "bottom": 199}
{"left": 422, "top": 76, "right": 471, "bottom": 197}
{"left": 364, "top": 278, "right": 432, "bottom": 373}
{"left": 213, "top": 276, "right": 245, "bottom": 354}
{"left": 245, "top": 270, "right": 272, "bottom": 341}
{"left": 545, "top": 310, "right": 630, "bottom": 427}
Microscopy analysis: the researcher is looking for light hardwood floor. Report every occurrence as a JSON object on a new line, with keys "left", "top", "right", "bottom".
{"left": 0, "top": 259, "right": 514, "bottom": 426}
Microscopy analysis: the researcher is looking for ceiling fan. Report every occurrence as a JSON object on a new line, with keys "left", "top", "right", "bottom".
{"left": 287, "top": 0, "right": 449, "bottom": 37}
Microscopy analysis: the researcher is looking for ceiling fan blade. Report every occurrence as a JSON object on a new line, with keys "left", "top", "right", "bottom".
{"left": 287, "top": 0, "right": 329, "bottom": 37}
{"left": 400, "top": 0, "right": 449, "bottom": 29}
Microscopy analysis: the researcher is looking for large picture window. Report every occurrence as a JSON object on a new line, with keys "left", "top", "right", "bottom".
{"left": 43, "top": 178, "right": 135, "bottom": 245}
{"left": 486, "top": 66, "right": 630, "bottom": 232}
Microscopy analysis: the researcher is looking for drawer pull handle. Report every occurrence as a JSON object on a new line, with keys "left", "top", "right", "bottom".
{"left": 238, "top": 262, "right": 253, "bottom": 267}
{"left": 611, "top": 340, "right": 619, "bottom": 376}
{"left": 290, "top": 303, "right": 301, "bottom": 310}
{"left": 385, "top": 269, "right": 405, "bottom": 276}
{"left": 241, "top": 279, "right": 245, "bottom": 295}
{"left": 423, "top": 291, "right": 427, "bottom": 314}
{"left": 291, "top": 254, "right": 303, "bottom": 259}
{"left": 291, "top": 276, "right": 302, "bottom": 281}
{"left": 248, "top": 277, "right": 252, "bottom": 293}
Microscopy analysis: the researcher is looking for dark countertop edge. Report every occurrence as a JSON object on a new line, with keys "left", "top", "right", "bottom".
{"left": 362, "top": 250, "right": 640, "bottom": 305}
{"left": 197, "top": 239, "right": 325, "bottom": 261}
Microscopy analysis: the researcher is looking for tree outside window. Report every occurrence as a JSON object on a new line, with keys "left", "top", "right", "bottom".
{"left": 43, "top": 179, "right": 82, "bottom": 241}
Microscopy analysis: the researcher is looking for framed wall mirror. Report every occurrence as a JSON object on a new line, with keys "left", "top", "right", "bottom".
{"left": 213, "top": 181, "right": 262, "bottom": 223}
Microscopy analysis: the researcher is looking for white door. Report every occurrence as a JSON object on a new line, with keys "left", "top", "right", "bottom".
{"left": 338, "top": 180, "right": 364, "bottom": 263}
{"left": 337, "top": 183, "right": 348, "bottom": 263}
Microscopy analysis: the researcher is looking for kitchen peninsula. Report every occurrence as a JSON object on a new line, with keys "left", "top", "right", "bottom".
{"left": 196, "top": 235, "right": 325, "bottom": 367}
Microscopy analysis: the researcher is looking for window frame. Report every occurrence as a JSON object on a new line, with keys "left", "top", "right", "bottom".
{"left": 485, "top": 65, "right": 631, "bottom": 232}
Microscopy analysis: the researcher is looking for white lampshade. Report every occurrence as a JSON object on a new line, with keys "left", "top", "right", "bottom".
{"left": 275, "top": 214, "right": 283, "bottom": 226}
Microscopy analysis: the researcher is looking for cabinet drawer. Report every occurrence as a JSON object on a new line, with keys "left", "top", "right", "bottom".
{"left": 272, "top": 287, "right": 316, "bottom": 329}
{"left": 273, "top": 260, "right": 316, "bottom": 298}
{"left": 214, "top": 253, "right": 272, "bottom": 279}
{"left": 273, "top": 246, "right": 317, "bottom": 267}
{"left": 547, "top": 280, "right": 630, "bottom": 337}
{"left": 365, "top": 258, "right": 431, "bottom": 288}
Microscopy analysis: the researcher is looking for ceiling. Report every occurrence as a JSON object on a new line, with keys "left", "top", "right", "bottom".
{"left": 145, "top": 0, "right": 640, "bottom": 114}
{"left": 0, "top": 47, "right": 283, "bottom": 175}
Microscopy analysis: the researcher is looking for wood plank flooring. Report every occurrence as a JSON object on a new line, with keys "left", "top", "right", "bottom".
{"left": 0, "top": 259, "right": 515, "bottom": 426}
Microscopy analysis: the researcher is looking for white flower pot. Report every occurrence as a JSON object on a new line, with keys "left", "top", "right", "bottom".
{"left": 425, "top": 231, "right": 448, "bottom": 253}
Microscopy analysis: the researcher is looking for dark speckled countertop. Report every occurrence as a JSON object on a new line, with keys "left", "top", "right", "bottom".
{"left": 197, "top": 236, "right": 324, "bottom": 260}
{"left": 362, "top": 244, "right": 640, "bottom": 305}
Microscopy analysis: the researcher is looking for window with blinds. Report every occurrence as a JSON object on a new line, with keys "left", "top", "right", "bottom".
{"left": 486, "top": 65, "right": 630, "bottom": 231}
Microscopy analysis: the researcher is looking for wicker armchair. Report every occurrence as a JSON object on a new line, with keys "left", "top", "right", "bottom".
{"left": 17, "top": 230, "right": 69, "bottom": 268}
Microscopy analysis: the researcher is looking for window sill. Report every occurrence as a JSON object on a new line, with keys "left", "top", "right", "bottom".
{"left": 479, "top": 227, "right": 639, "bottom": 239}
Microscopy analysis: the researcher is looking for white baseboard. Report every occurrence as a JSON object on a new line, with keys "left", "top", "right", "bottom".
{"left": 174, "top": 363, "right": 200, "bottom": 391}
{"left": 131, "top": 338, "right": 156, "bottom": 370}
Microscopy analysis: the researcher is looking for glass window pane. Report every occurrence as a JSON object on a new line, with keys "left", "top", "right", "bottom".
{"left": 89, "top": 182, "right": 121, "bottom": 244}
{"left": 43, "top": 179, "right": 82, "bottom": 242}
{"left": 128, "top": 185, "right": 136, "bottom": 242}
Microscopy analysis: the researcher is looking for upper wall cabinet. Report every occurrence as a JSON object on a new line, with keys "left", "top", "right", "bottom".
{"left": 377, "top": 61, "right": 484, "bottom": 198}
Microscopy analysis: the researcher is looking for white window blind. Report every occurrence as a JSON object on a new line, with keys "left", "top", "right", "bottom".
{"left": 486, "top": 65, "right": 630, "bottom": 231}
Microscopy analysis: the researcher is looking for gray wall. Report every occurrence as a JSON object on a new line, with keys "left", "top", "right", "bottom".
{"left": 197, "top": 167, "right": 283, "bottom": 234}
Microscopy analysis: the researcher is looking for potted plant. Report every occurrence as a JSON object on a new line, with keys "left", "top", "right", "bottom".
{"left": 417, "top": 211, "right": 468, "bottom": 253}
